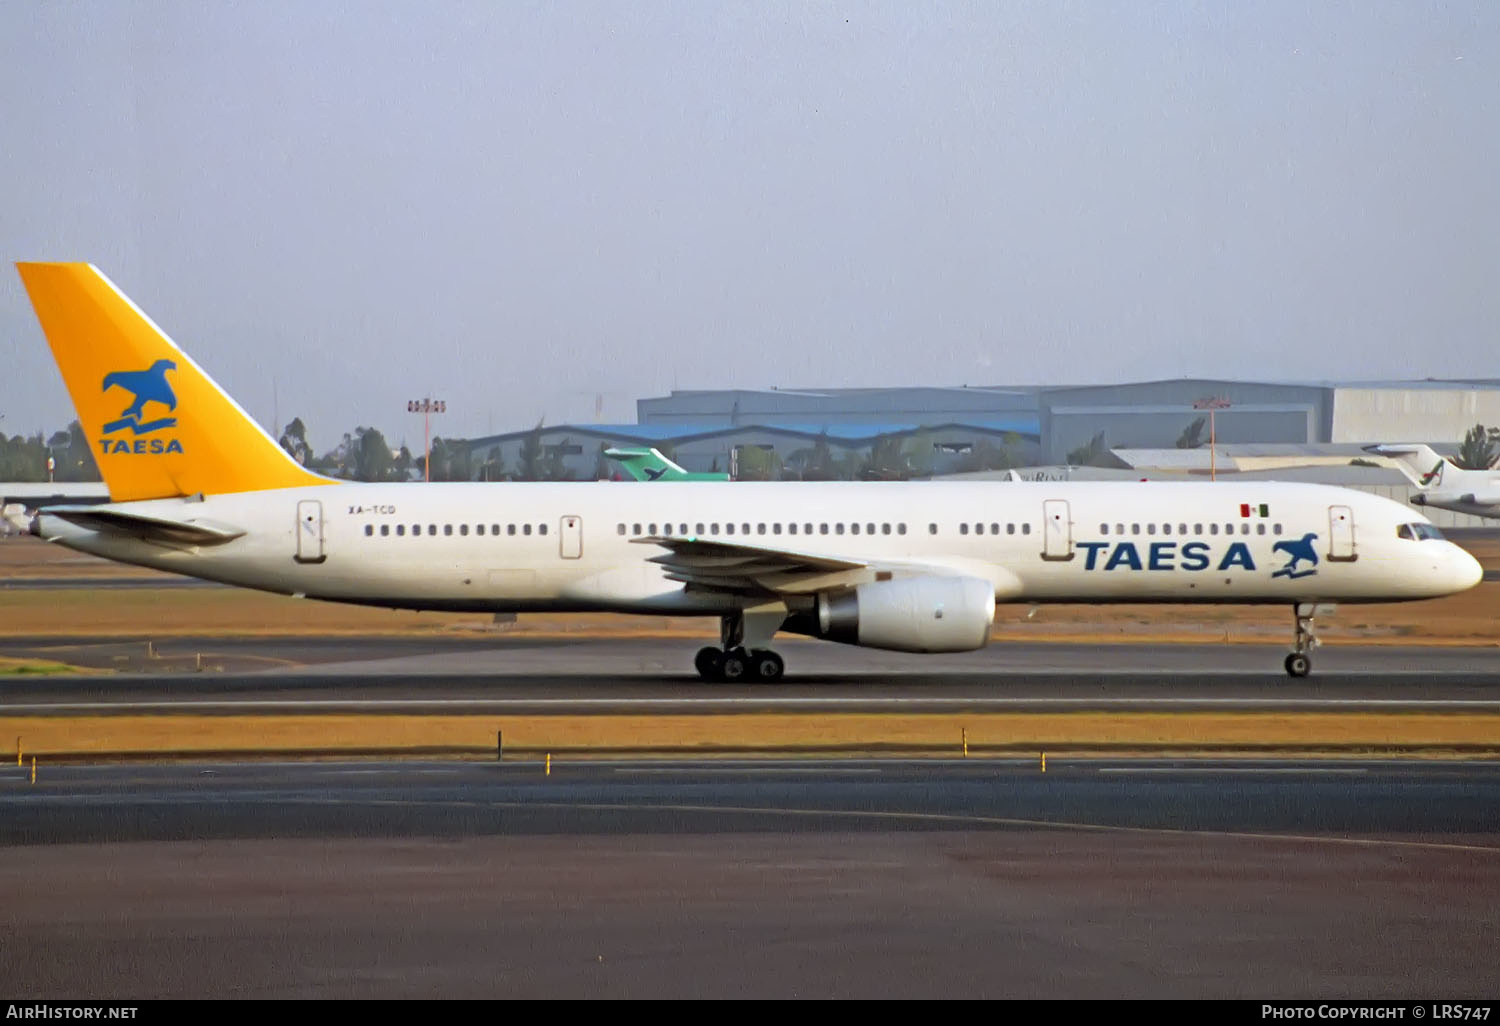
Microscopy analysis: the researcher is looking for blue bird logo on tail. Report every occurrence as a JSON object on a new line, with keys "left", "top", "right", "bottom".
{"left": 1271, "top": 532, "right": 1319, "bottom": 580}
{"left": 101, "top": 360, "right": 178, "bottom": 435}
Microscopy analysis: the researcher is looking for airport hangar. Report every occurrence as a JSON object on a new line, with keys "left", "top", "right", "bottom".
{"left": 456, "top": 378, "right": 1500, "bottom": 487}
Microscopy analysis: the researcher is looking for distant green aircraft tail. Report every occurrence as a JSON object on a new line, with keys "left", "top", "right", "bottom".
{"left": 604, "top": 447, "right": 729, "bottom": 481}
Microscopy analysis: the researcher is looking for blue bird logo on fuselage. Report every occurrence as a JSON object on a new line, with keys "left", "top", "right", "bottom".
{"left": 101, "top": 360, "right": 178, "bottom": 436}
{"left": 1271, "top": 532, "right": 1319, "bottom": 580}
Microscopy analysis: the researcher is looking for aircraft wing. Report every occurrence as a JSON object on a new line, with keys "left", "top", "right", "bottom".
{"left": 40, "top": 505, "right": 246, "bottom": 545}
{"left": 634, "top": 536, "right": 872, "bottom": 593}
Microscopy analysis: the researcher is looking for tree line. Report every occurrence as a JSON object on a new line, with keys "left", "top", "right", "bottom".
{"left": 278, "top": 418, "right": 584, "bottom": 482}
{"left": 0, "top": 422, "right": 101, "bottom": 482}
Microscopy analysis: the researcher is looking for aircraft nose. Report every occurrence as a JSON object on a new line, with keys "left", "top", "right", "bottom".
{"left": 1447, "top": 544, "right": 1484, "bottom": 592}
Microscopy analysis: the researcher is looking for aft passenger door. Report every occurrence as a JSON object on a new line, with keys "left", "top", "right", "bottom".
{"left": 1328, "top": 505, "right": 1357, "bottom": 562}
{"left": 295, "top": 500, "right": 325, "bottom": 564}
{"left": 1042, "top": 499, "right": 1073, "bottom": 561}
{"left": 560, "top": 515, "right": 583, "bottom": 559}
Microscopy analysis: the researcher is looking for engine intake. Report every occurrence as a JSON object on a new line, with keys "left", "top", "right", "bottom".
{"left": 812, "top": 575, "right": 995, "bottom": 653}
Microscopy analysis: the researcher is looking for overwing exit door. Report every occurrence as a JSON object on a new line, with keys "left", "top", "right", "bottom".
{"left": 1042, "top": 499, "right": 1073, "bottom": 560}
{"left": 560, "top": 515, "right": 582, "bottom": 559}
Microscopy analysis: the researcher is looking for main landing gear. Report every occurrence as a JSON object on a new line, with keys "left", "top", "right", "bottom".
{"left": 695, "top": 607, "right": 787, "bottom": 683}
{"left": 695, "top": 646, "right": 785, "bottom": 683}
{"left": 1283, "top": 603, "right": 1323, "bottom": 678}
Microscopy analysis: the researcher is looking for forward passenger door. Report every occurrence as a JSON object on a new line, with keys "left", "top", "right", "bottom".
{"left": 1328, "top": 505, "right": 1357, "bottom": 562}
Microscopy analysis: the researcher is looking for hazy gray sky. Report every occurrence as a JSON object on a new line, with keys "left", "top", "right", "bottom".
{"left": 3, "top": 1, "right": 1497, "bottom": 449}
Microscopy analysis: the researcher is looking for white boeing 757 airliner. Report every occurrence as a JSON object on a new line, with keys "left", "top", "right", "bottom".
{"left": 10, "top": 263, "right": 1483, "bottom": 679}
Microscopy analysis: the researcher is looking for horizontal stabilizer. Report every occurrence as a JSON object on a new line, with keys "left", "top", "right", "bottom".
{"left": 41, "top": 504, "right": 245, "bottom": 545}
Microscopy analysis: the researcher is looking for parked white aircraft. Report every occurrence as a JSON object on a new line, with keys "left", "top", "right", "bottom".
{"left": 11, "top": 263, "right": 1483, "bottom": 679}
{"left": 1366, "top": 443, "right": 1500, "bottom": 520}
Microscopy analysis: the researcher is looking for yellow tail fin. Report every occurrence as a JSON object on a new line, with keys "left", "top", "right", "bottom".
{"left": 17, "top": 262, "right": 333, "bottom": 501}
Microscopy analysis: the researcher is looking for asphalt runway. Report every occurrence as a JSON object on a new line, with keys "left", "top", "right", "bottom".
{"left": 7, "top": 637, "right": 1500, "bottom": 708}
{"left": 1, "top": 758, "right": 1497, "bottom": 998}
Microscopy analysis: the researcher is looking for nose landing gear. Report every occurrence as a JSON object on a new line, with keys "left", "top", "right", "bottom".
{"left": 1283, "top": 603, "right": 1326, "bottom": 678}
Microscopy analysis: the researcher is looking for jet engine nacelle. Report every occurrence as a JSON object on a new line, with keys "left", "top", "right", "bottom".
{"left": 813, "top": 575, "right": 996, "bottom": 653}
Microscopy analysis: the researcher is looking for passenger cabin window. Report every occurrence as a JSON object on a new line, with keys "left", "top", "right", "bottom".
{"left": 524, "top": 524, "right": 533, "bottom": 536}
{"left": 539, "top": 524, "right": 548, "bottom": 536}
{"left": 364, "top": 525, "right": 373, "bottom": 536}
{"left": 617, "top": 524, "right": 626, "bottom": 535}
{"left": 380, "top": 525, "right": 389, "bottom": 536}
{"left": 928, "top": 524, "right": 938, "bottom": 535}
{"left": 897, "top": 524, "right": 907, "bottom": 535}
{"left": 1021, "top": 524, "right": 1031, "bottom": 535}
{"left": 396, "top": 525, "right": 405, "bottom": 536}
{"left": 460, "top": 525, "right": 469, "bottom": 536}
{"left": 960, "top": 523, "right": 969, "bottom": 535}
{"left": 444, "top": 524, "right": 453, "bottom": 536}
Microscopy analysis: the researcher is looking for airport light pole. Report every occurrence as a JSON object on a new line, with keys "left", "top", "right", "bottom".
{"left": 408, "top": 398, "right": 447, "bottom": 482}
{"left": 1193, "top": 397, "right": 1231, "bottom": 481}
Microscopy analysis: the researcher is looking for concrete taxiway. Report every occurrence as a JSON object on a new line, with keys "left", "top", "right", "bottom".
{"left": 1, "top": 758, "right": 1497, "bottom": 998}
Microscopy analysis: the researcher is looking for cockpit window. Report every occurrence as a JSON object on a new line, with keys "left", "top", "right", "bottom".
{"left": 1398, "top": 523, "right": 1445, "bottom": 541}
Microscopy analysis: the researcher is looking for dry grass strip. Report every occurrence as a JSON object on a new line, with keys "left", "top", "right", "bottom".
{"left": 4, "top": 712, "right": 1500, "bottom": 759}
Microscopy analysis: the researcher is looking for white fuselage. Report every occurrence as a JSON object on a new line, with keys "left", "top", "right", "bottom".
{"left": 36, "top": 480, "right": 1482, "bottom": 614}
